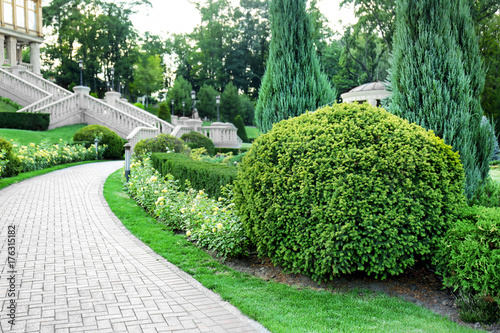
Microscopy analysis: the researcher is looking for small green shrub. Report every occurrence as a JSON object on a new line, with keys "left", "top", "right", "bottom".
{"left": 0, "top": 137, "right": 21, "bottom": 177}
{"left": 0, "top": 112, "right": 50, "bottom": 131}
{"left": 234, "top": 115, "right": 249, "bottom": 143}
{"left": 134, "top": 134, "right": 188, "bottom": 156}
{"left": 470, "top": 178, "right": 500, "bottom": 207}
{"left": 133, "top": 102, "right": 145, "bottom": 109}
{"left": 455, "top": 292, "right": 499, "bottom": 324}
{"left": 73, "top": 124, "right": 124, "bottom": 159}
{"left": 234, "top": 103, "right": 466, "bottom": 281}
{"left": 435, "top": 205, "right": 500, "bottom": 303}
{"left": 181, "top": 131, "right": 215, "bottom": 156}
{"left": 157, "top": 102, "right": 171, "bottom": 123}
{"left": 151, "top": 153, "right": 237, "bottom": 199}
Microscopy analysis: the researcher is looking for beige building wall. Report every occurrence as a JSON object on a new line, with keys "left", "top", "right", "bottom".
{"left": 0, "top": 0, "right": 43, "bottom": 73}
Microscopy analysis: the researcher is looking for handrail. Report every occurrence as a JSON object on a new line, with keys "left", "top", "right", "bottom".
{"left": 32, "top": 94, "right": 80, "bottom": 123}
{"left": 19, "top": 62, "right": 34, "bottom": 72}
{"left": 20, "top": 70, "right": 72, "bottom": 101}
{"left": 17, "top": 95, "right": 54, "bottom": 113}
{"left": 126, "top": 126, "right": 160, "bottom": 150}
{"left": 0, "top": 68, "right": 50, "bottom": 102}
{"left": 115, "top": 99, "right": 175, "bottom": 133}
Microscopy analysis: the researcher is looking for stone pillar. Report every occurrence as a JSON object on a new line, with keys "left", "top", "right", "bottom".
{"left": 74, "top": 86, "right": 91, "bottom": 111}
{"left": 0, "top": 34, "right": 5, "bottom": 66}
{"left": 367, "top": 99, "right": 377, "bottom": 107}
{"left": 29, "top": 42, "right": 41, "bottom": 75}
{"left": 6, "top": 36, "right": 17, "bottom": 67}
{"left": 104, "top": 91, "right": 121, "bottom": 108}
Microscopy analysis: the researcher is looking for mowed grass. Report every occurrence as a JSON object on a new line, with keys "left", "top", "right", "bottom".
{"left": 103, "top": 169, "right": 474, "bottom": 333}
{"left": 491, "top": 167, "right": 500, "bottom": 184}
{"left": 0, "top": 100, "right": 20, "bottom": 112}
{"left": 0, "top": 124, "right": 87, "bottom": 145}
{"left": 245, "top": 126, "right": 260, "bottom": 140}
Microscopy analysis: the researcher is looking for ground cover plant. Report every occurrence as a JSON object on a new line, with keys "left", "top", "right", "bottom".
{"left": 0, "top": 97, "right": 21, "bottom": 112}
{"left": 234, "top": 103, "right": 466, "bottom": 281}
{"left": 0, "top": 124, "right": 86, "bottom": 145}
{"left": 103, "top": 168, "right": 476, "bottom": 333}
{"left": 134, "top": 134, "right": 189, "bottom": 156}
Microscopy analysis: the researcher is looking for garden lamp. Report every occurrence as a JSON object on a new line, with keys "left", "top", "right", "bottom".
{"left": 124, "top": 143, "right": 131, "bottom": 182}
{"left": 78, "top": 60, "right": 83, "bottom": 86}
{"left": 216, "top": 95, "right": 221, "bottom": 122}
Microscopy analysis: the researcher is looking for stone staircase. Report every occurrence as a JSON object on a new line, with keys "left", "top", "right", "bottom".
{"left": 0, "top": 66, "right": 242, "bottom": 150}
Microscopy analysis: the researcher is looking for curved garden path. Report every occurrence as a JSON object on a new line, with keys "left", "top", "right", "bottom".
{"left": 0, "top": 161, "right": 268, "bottom": 333}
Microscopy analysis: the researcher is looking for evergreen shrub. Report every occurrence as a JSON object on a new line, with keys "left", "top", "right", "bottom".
{"left": 233, "top": 115, "right": 249, "bottom": 143}
{"left": 151, "top": 153, "right": 237, "bottom": 199}
{"left": 134, "top": 134, "right": 188, "bottom": 156}
{"left": 0, "top": 112, "right": 50, "bottom": 131}
{"left": 73, "top": 124, "right": 124, "bottom": 159}
{"left": 157, "top": 102, "right": 171, "bottom": 123}
{"left": 234, "top": 103, "right": 466, "bottom": 280}
{"left": 181, "top": 131, "right": 215, "bottom": 156}
{"left": 0, "top": 137, "right": 21, "bottom": 177}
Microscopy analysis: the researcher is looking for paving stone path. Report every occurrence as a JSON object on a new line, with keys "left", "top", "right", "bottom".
{"left": 0, "top": 162, "right": 269, "bottom": 333}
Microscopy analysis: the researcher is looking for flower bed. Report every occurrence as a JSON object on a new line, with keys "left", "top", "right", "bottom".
{"left": 126, "top": 156, "right": 248, "bottom": 259}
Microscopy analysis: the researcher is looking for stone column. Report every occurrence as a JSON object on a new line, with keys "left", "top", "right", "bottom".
{"left": 29, "top": 42, "right": 41, "bottom": 75}
{"left": 104, "top": 91, "right": 121, "bottom": 108}
{"left": 6, "top": 36, "right": 17, "bottom": 67}
{"left": 0, "top": 35, "right": 5, "bottom": 66}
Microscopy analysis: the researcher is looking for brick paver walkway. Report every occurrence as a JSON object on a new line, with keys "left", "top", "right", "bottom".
{"left": 0, "top": 162, "right": 269, "bottom": 333}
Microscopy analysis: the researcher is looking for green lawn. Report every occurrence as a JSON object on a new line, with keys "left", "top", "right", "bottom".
{"left": 0, "top": 99, "right": 21, "bottom": 112}
{"left": 103, "top": 169, "right": 475, "bottom": 333}
{"left": 491, "top": 168, "right": 500, "bottom": 184}
{"left": 0, "top": 124, "right": 87, "bottom": 145}
{"left": 245, "top": 126, "right": 260, "bottom": 140}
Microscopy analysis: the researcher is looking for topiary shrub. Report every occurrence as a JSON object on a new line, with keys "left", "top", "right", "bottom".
{"left": 134, "top": 134, "right": 189, "bottom": 156}
{"left": 181, "top": 131, "right": 215, "bottom": 156}
{"left": 234, "top": 103, "right": 466, "bottom": 281}
{"left": 234, "top": 115, "right": 249, "bottom": 143}
{"left": 73, "top": 125, "right": 124, "bottom": 159}
{"left": 0, "top": 137, "right": 21, "bottom": 177}
{"left": 133, "top": 102, "right": 145, "bottom": 109}
{"left": 157, "top": 102, "right": 171, "bottom": 123}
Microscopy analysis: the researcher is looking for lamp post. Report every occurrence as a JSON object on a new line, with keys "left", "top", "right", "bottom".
{"left": 191, "top": 90, "right": 196, "bottom": 116}
{"left": 182, "top": 101, "right": 185, "bottom": 117}
{"left": 124, "top": 143, "right": 131, "bottom": 182}
{"left": 94, "top": 138, "right": 99, "bottom": 160}
{"left": 106, "top": 81, "right": 110, "bottom": 91}
{"left": 78, "top": 60, "right": 83, "bottom": 86}
{"left": 16, "top": 43, "right": 20, "bottom": 65}
{"left": 216, "top": 95, "right": 221, "bottom": 122}
{"left": 110, "top": 67, "right": 115, "bottom": 91}
{"left": 171, "top": 99, "right": 175, "bottom": 117}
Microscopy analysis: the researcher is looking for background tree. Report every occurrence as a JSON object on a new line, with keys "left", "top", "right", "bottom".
{"left": 239, "top": 94, "right": 255, "bottom": 125}
{"left": 255, "top": 0, "right": 335, "bottom": 133}
{"left": 233, "top": 115, "right": 249, "bottom": 142}
{"left": 166, "top": 76, "right": 193, "bottom": 117}
{"left": 220, "top": 82, "right": 240, "bottom": 123}
{"left": 131, "top": 55, "right": 164, "bottom": 107}
{"left": 389, "top": 0, "right": 493, "bottom": 199}
{"left": 196, "top": 84, "right": 219, "bottom": 120}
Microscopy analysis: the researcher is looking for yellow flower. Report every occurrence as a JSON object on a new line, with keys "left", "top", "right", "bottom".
{"left": 29, "top": 143, "right": 35, "bottom": 147}
{"left": 162, "top": 189, "right": 168, "bottom": 193}
{"left": 199, "top": 190, "right": 204, "bottom": 195}
{"left": 221, "top": 208, "right": 226, "bottom": 212}
{"left": 213, "top": 207, "right": 219, "bottom": 211}
{"left": 186, "top": 230, "right": 192, "bottom": 236}
{"left": 218, "top": 197, "right": 223, "bottom": 202}
{"left": 150, "top": 176, "right": 158, "bottom": 182}
{"left": 217, "top": 223, "right": 223, "bottom": 230}
{"left": 191, "top": 208, "right": 195, "bottom": 212}
{"left": 181, "top": 208, "right": 186, "bottom": 214}
{"left": 212, "top": 228, "right": 216, "bottom": 233}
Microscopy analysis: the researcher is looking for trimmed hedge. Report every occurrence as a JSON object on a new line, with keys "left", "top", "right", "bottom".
{"left": 181, "top": 131, "right": 215, "bottom": 156}
{"left": 73, "top": 124, "right": 124, "bottom": 159}
{"left": 234, "top": 103, "right": 466, "bottom": 281}
{"left": 134, "top": 134, "right": 188, "bottom": 156}
{"left": 151, "top": 153, "right": 237, "bottom": 199}
{"left": 0, "top": 112, "right": 50, "bottom": 131}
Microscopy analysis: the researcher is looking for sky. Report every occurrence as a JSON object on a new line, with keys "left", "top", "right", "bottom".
{"left": 130, "top": 0, "right": 358, "bottom": 37}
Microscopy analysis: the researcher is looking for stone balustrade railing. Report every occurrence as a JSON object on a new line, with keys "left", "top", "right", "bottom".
{"left": 201, "top": 122, "right": 242, "bottom": 148}
{"left": 18, "top": 95, "right": 54, "bottom": 113}
{"left": 84, "top": 95, "right": 154, "bottom": 138}
{"left": 33, "top": 94, "right": 79, "bottom": 125}
{"left": 126, "top": 127, "right": 160, "bottom": 150}
{"left": 20, "top": 62, "right": 34, "bottom": 72}
{"left": 0, "top": 68, "right": 49, "bottom": 102}
{"left": 20, "top": 70, "right": 72, "bottom": 101}
{"left": 114, "top": 99, "right": 175, "bottom": 134}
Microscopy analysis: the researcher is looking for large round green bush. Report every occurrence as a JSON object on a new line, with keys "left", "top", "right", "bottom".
{"left": 180, "top": 131, "right": 215, "bottom": 156}
{"left": 0, "top": 137, "right": 21, "bottom": 177}
{"left": 134, "top": 134, "right": 189, "bottom": 156}
{"left": 234, "top": 103, "right": 466, "bottom": 280}
{"left": 73, "top": 125, "right": 124, "bottom": 159}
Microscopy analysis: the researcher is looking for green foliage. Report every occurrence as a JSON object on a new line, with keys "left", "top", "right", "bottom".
{"left": 0, "top": 112, "right": 50, "bottom": 131}
{"left": 73, "top": 124, "right": 123, "bottom": 159}
{"left": 151, "top": 153, "right": 237, "bottom": 199}
{"left": 166, "top": 76, "right": 193, "bottom": 117}
{"left": 233, "top": 115, "right": 249, "bottom": 143}
{"left": 389, "top": 0, "right": 493, "bottom": 200}
{"left": 435, "top": 205, "right": 500, "bottom": 321}
{"left": 180, "top": 131, "right": 215, "bottom": 156}
{"left": 0, "top": 137, "right": 21, "bottom": 177}
{"left": 133, "top": 134, "right": 188, "bottom": 156}
{"left": 196, "top": 84, "right": 219, "bottom": 120}
{"left": 239, "top": 94, "right": 255, "bottom": 126}
{"left": 131, "top": 55, "right": 164, "bottom": 104}
{"left": 0, "top": 124, "right": 86, "bottom": 146}
{"left": 133, "top": 102, "right": 145, "bottom": 109}
{"left": 234, "top": 103, "right": 466, "bottom": 281}
{"left": 157, "top": 102, "right": 171, "bottom": 123}
{"left": 255, "top": 0, "right": 335, "bottom": 133}
{"left": 220, "top": 82, "right": 240, "bottom": 123}
{"left": 470, "top": 178, "right": 500, "bottom": 207}
{"left": 455, "top": 292, "right": 499, "bottom": 324}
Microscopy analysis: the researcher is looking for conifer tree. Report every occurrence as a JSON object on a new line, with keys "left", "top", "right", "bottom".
{"left": 255, "top": 0, "right": 335, "bottom": 133}
{"left": 234, "top": 115, "right": 249, "bottom": 143}
{"left": 389, "top": 0, "right": 493, "bottom": 199}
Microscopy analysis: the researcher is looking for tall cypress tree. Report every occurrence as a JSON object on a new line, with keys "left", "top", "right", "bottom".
{"left": 255, "top": 0, "right": 335, "bottom": 133}
{"left": 389, "top": 0, "right": 493, "bottom": 199}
